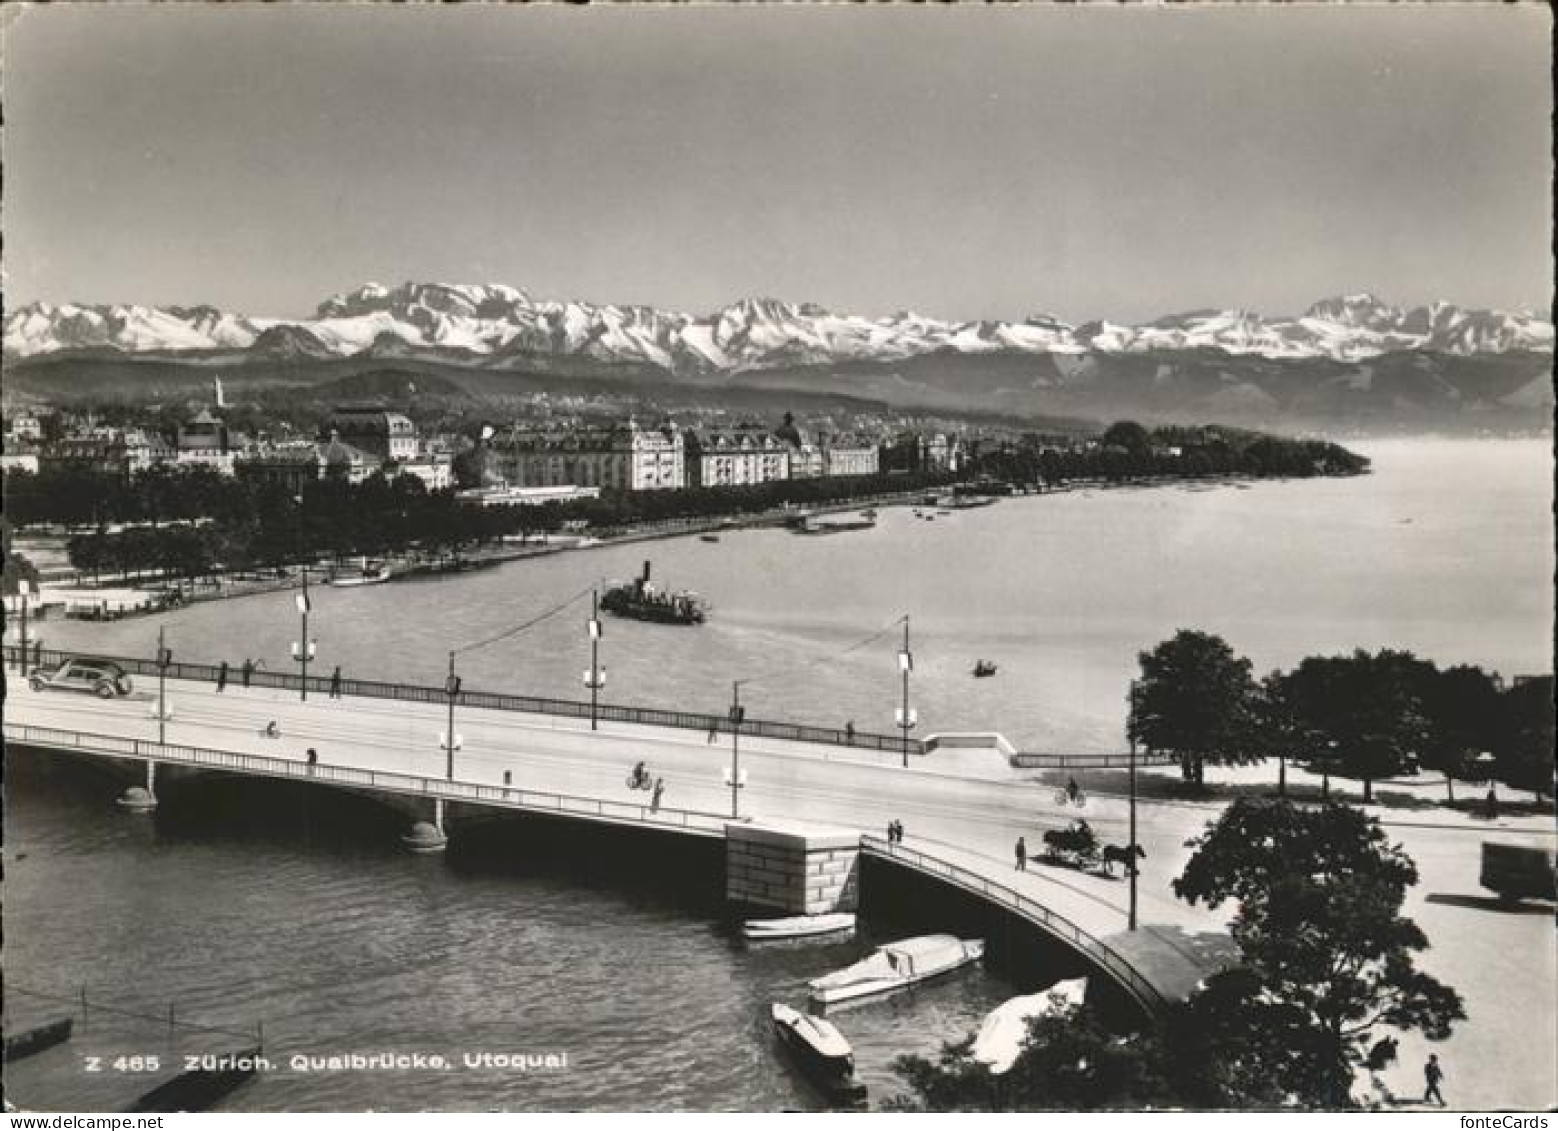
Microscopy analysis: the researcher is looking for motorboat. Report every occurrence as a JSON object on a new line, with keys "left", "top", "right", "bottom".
{"left": 972, "top": 660, "right": 998, "bottom": 678}
{"left": 769, "top": 1004, "right": 867, "bottom": 1105}
{"left": 700, "top": 533, "right": 721, "bottom": 543}
{"left": 327, "top": 559, "right": 392, "bottom": 587}
{"left": 601, "top": 561, "right": 707, "bottom": 625}
{"left": 742, "top": 912, "right": 856, "bottom": 942}
{"left": 971, "top": 978, "right": 1088, "bottom": 1074}
{"left": 808, "top": 934, "right": 984, "bottom": 1007}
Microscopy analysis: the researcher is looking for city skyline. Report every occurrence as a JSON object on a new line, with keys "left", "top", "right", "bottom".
{"left": 2, "top": 5, "right": 1551, "bottom": 324}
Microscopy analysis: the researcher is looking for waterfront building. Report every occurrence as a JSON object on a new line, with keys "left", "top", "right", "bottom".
{"left": 0, "top": 447, "right": 41, "bottom": 474}
{"left": 495, "top": 421, "right": 685, "bottom": 492}
{"left": 457, "top": 484, "right": 603, "bottom": 506}
{"left": 821, "top": 434, "right": 879, "bottom": 477}
{"left": 328, "top": 406, "right": 419, "bottom": 463}
{"left": 237, "top": 445, "right": 324, "bottom": 493}
{"left": 685, "top": 426, "right": 791, "bottom": 488}
{"left": 394, "top": 452, "right": 455, "bottom": 492}
{"left": 39, "top": 430, "right": 173, "bottom": 478}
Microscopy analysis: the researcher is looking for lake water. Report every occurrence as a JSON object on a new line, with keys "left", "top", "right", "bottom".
{"left": 32, "top": 439, "right": 1557, "bottom": 752}
{"left": 7, "top": 438, "right": 1553, "bottom": 1111}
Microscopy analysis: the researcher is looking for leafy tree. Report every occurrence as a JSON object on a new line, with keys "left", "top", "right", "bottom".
{"left": 1282, "top": 651, "right": 1429, "bottom": 803}
{"left": 1174, "top": 799, "right": 1464, "bottom": 1107}
{"left": 1415, "top": 663, "right": 1501, "bottom": 802}
{"left": 1494, "top": 676, "right": 1555, "bottom": 800}
{"left": 1128, "top": 630, "right": 1260, "bottom": 786}
{"left": 1101, "top": 420, "right": 1151, "bottom": 455}
{"left": 887, "top": 1004, "right": 1171, "bottom": 1111}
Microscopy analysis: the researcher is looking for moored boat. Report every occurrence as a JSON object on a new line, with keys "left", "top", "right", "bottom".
{"left": 972, "top": 977, "right": 1088, "bottom": 1074}
{"left": 327, "top": 559, "right": 392, "bottom": 587}
{"left": 769, "top": 1004, "right": 868, "bottom": 1105}
{"left": 742, "top": 912, "right": 856, "bottom": 942}
{"left": 808, "top": 933, "right": 985, "bottom": 1007}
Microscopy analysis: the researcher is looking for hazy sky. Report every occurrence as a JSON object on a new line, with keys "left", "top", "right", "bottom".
{"left": 2, "top": 4, "right": 1551, "bottom": 323}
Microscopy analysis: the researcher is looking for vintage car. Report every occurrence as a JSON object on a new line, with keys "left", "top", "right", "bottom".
{"left": 27, "top": 657, "right": 134, "bottom": 699}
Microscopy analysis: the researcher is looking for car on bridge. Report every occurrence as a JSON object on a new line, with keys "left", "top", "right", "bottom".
{"left": 28, "top": 657, "right": 134, "bottom": 699}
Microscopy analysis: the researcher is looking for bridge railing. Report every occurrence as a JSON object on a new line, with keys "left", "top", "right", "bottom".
{"left": 860, "top": 834, "right": 1168, "bottom": 1015}
{"left": 4, "top": 644, "right": 918, "bottom": 757}
{"left": 3, "top": 721, "right": 735, "bottom": 837}
{"left": 1010, "top": 751, "right": 1178, "bottom": 769}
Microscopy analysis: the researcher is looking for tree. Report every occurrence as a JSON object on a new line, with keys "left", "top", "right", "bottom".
{"left": 1494, "top": 676, "right": 1555, "bottom": 800}
{"left": 1174, "top": 799, "right": 1464, "bottom": 1107}
{"left": 1282, "top": 651, "right": 1429, "bottom": 803}
{"left": 1415, "top": 664, "right": 1501, "bottom": 803}
{"left": 1128, "top": 630, "right": 1260, "bottom": 786}
{"left": 1101, "top": 420, "right": 1152, "bottom": 455}
{"left": 887, "top": 1004, "right": 1171, "bottom": 1111}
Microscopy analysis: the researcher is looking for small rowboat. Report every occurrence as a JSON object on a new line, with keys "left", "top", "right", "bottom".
{"left": 743, "top": 912, "right": 856, "bottom": 942}
{"left": 770, "top": 1004, "right": 867, "bottom": 1105}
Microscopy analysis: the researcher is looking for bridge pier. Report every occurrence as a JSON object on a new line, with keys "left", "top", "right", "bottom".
{"left": 115, "top": 761, "right": 159, "bottom": 812}
{"left": 725, "top": 822, "right": 859, "bottom": 915}
{"left": 400, "top": 797, "right": 449, "bottom": 854}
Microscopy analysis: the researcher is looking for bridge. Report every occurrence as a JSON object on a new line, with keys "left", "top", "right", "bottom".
{"left": 5, "top": 648, "right": 1232, "bottom": 1018}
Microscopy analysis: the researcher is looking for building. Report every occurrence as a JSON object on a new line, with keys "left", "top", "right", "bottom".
{"left": 238, "top": 444, "right": 325, "bottom": 493}
{"left": 394, "top": 453, "right": 455, "bottom": 492}
{"left": 39, "top": 430, "right": 174, "bottom": 478}
{"left": 774, "top": 413, "right": 823, "bottom": 479}
{"left": 327, "top": 406, "right": 418, "bottom": 463}
{"left": 319, "top": 434, "right": 382, "bottom": 484}
{"left": 495, "top": 421, "right": 685, "bottom": 492}
{"left": 685, "top": 426, "right": 791, "bottom": 488}
{"left": 174, "top": 408, "right": 238, "bottom": 475}
{"left": 8, "top": 413, "right": 44, "bottom": 442}
{"left": 821, "top": 434, "right": 879, "bottom": 478}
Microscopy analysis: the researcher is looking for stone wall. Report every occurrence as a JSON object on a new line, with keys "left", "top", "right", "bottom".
{"left": 725, "top": 821, "right": 860, "bottom": 914}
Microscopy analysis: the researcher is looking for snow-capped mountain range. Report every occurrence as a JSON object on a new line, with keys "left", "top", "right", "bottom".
{"left": 4, "top": 283, "right": 1550, "bottom": 373}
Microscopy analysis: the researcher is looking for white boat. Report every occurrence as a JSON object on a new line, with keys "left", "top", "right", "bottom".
{"left": 971, "top": 977, "right": 1088, "bottom": 1074}
{"left": 328, "top": 560, "right": 392, "bottom": 587}
{"left": 742, "top": 912, "right": 856, "bottom": 942}
{"left": 808, "top": 933, "right": 984, "bottom": 1006}
{"left": 769, "top": 1003, "right": 867, "bottom": 1104}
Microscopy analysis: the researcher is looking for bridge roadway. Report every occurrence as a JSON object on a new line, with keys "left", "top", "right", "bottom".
{"left": 8, "top": 677, "right": 1228, "bottom": 997}
{"left": 10, "top": 678, "right": 1555, "bottom": 1107}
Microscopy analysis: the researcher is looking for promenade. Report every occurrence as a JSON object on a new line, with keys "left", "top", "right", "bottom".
{"left": 6, "top": 673, "right": 1554, "bottom": 1109}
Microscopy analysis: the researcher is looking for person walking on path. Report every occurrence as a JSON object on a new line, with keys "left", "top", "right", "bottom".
{"left": 651, "top": 777, "right": 665, "bottom": 812}
{"left": 844, "top": 721, "right": 856, "bottom": 745}
{"left": 241, "top": 658, "right": 255, "bottom": 688}
{"left": 1015, "top": 836, "right": 1027, "bottom": 871}
{"left": 215, "top": 661, "right": 228, "bottom": 694}
{"left": 1484, "top": 788, "right": 1499, "bottom": 821}
{"left": 329, "top": 665, "right": 343, "bottom": 700}
{"left": 305, "top": 747, "right": 319, "bottom": 775}
{"left": 1423, "top": 1055, "right": 1445, "bottom": 1106}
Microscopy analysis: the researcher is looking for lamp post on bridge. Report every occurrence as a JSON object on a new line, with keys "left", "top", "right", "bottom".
{"left": 155, "top": 627, "right": 173, "bottom": 747}
{"left": 896, "top": 617, "right": 916, "bottom": 768}
{"left": 441, "top": 651, "right": 463, "bottom": 780}
{"left": 725, "top": 680, "right": 749, "bottom": 819}
{"left": 583, "top": 591, "right": 605, "bottom": 731}
{"left": 291, "top": 570, "right": 315, "bottom": 702}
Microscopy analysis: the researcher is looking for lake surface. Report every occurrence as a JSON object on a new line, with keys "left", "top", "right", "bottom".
{"left": 33, "top": 439, "right": 1556, "bottom": 752}
{"left": 7, "top": 438, "right": 1553, "bottom": 1111}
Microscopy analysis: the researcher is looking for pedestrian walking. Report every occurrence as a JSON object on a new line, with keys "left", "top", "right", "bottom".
{"left": 1485, "top": 787, "right": 1499, "bottom": 821}
{"left": 241, "top": 658, "right": 255, "bottom": 688}
{"left": 215, "top": 660, "right": 228, "bottom": 694}
{"left": 707, "top": 721, "right": 720, "bottom": 744}
{"left": 651, "top": 777, "right": 665, "bottom": 812}
{"left": 844, "top": 720, "right": 856, "bottom": 745}
{"left": 1423, "top": 1054, "right": 1445, "bottom": 1106}
{"left": 329, "top": 665, "right": 343, "bottom": 700}
{"left": 305, "top": 747, "right": 319, "bottom": 774}
{"left": 1015, "top": 836, "right": 1027, "bottom": 871}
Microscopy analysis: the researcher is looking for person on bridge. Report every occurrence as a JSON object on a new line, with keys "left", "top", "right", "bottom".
{"left": 215, "top": 660, "right": 229, "bottom": 694}
{"left": 1066, "top": 776, "right": 1081, "bottom": 804}
{"left": 651, "top": 777, "right": 665, "bottom": 811}
{"left": 263, "top": 720, "right": 280, "bottom": 739}
{"left": 306, "top": 747, "right": 319, "bottom": 773}
{"left": 1015, "top": 836, "right": 1027, "bottom": 871}
{"left": 241, "top": 658, "right": 256, "bottom": 688}
{"left": 329, "top": 666, "right": 343, "bottom": 699}
{"left": 844, "top": 720, "right": 856, "bottom": 745}
{"left": 631, "top": 761, "right": 649, "bottom": 789}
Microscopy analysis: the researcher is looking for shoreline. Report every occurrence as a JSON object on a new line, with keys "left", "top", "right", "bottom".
{"left": 12, "top": 468, "right": 1358, "bottom": 621}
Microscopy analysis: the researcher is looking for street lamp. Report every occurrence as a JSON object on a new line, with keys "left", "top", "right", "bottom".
{"left": 1127, "top": 687, "right": 1140, "bottom": 933}
{"left": 441, "top": 651, "right": 463, "bottom": 780}
{"left": 725, "top": 680, "right": 749, "bottom": 819}
{"left": 291, "top": 570, "right": 315, "bottom": 701}
{"left": 13, "top": 579, "right": 34, "bottom": 676}
{"left": 155, "top": 627, "right": 173, "bottom": 746}
{"left": 583, "top": 591, "right": 605, "bottom": 731}
{"left": 896, "top": 617, "right": 916, "bottom": 768}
